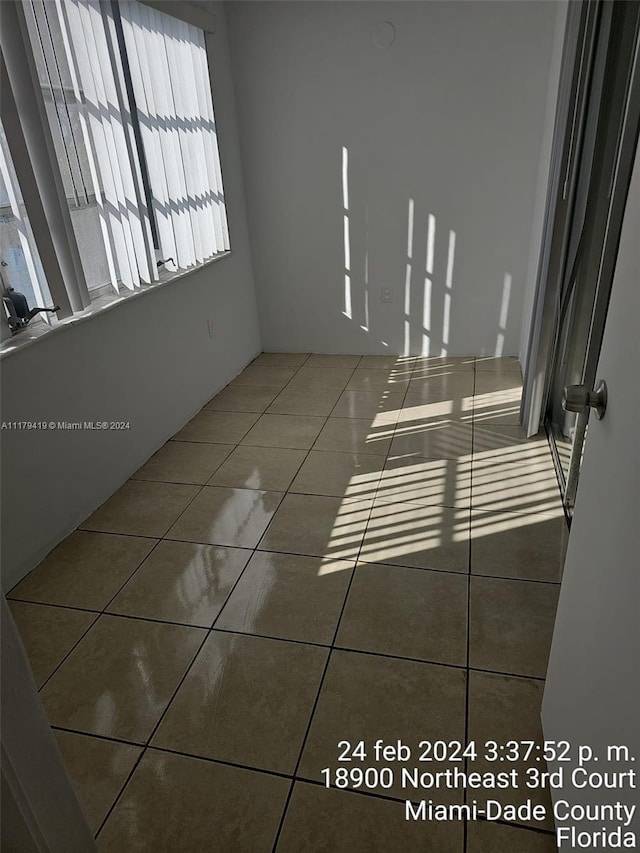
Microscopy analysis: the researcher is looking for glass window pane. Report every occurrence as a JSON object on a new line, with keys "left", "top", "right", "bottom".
{"left": 120, "top": 0, "right": 230, "bottom": 270}
{"left": 23, "top": 0, "right": 119, "bottom": 292}
{"left": 0, "top": 121, "right": 52, "bottom": 314}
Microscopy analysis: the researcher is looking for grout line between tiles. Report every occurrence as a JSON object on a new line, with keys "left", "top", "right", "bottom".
{"left": 49, "top": 724, "right": 556, "bottom": 840}
{"left": 95, "top": 356, "right": 346, "bottom": 841}
{"left": 69, "top": 728, "right": 559, "bottom": 842}
{"left": 93, "top": 745, "right": 145, "bottom": 838}
{"left": 51, "top": 725, "right": 144, "bottom": 749}
{"left": 463, "top": 359, "right": 477, "bottom": 853}
{"left": 269, "top": 448, "right": 391, "bottom": 848}
{"left": 15, "top": 587, "right": 548, "bottom": 681}
{"left": 268, "top": 582, "right": 358, "bottom": 848}
{"left": 18, "top": 355, "right": 561, "bottom": 847}
{"left": 294, "top": 775, "right": 557, "bottom": 837}
{"left": 10, "top": 596, "right": 547, "bottom": 683}
{"left": 93, "top": 629, "right": 211, "bottom": 839}
{"left": 271, "top": 366, "right": 418, "bottom": 850}
{"left": 34, "top": 611, "right": 101, "bottom": 694}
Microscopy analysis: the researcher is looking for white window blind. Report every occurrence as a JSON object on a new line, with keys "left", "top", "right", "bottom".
{"left": 23, "top": 0, "right": 157, "bottom": 293}
{"left": 1, "top": 0, "right": 228, "bottom": 339}
{"left": 120, "top": 0, "right": 230, "bottom": 271}
{"left": 62, "top": 0, "right": 158, "bottom": 290}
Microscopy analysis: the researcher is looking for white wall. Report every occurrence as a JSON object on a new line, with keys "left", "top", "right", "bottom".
{"left": 0, "top": 2, "right": 261, "bottom": 590}
{"left": 227, "top": 0, "right": 560, "bottom": 357}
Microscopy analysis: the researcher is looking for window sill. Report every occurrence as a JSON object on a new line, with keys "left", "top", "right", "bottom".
{"left": 0, "top": 251, "right": 232, "bottom": 362}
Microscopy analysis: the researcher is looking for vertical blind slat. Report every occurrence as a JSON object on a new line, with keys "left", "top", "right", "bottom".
{"left": 5, "top": 0, "right": 226, "bottom": 329}
{"left": 120, "top": 0, "right": 228, "bottom": 269}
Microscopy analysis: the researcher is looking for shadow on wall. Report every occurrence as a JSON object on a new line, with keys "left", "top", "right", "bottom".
{"left": 340, "top": 146, "right": 513, "bottom": 358}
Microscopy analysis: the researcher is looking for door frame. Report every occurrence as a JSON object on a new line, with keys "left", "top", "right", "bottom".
{"left": 521, "top": 0, "right": 601, "bottom": 439}
{"left": 546, "top": 1, "right": 640, "bottom": 509}
{"left": 522, "top": 0, "right": 640, "bottom": 506}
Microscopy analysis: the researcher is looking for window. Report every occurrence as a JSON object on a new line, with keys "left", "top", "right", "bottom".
{"left": 0, "top": 120, "right": 52, "bottom": 315}
{"left": 120, "top": 1, "right": 230, "bottom": 269}
{"left": 1, "top": 0, "right": 228, "bottom": 332}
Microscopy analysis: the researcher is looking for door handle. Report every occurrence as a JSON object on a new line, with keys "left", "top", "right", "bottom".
{"left": 562, "top": 379, "right": 608, "bottom": 419}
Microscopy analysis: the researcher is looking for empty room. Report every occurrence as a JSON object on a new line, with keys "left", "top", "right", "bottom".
{"left": 1, "top": 1, "right": 637, "bottom": 851}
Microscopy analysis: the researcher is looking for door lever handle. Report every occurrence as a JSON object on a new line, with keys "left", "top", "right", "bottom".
{"left": 562, "top": 379, "right": 607, "bottom": 420}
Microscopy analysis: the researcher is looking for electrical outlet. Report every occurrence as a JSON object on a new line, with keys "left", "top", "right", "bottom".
{"left": 207, "top": 319, "right": 215, "bottom": 338}
{"left": 381, "top": 288, "right": 392, "bottom": 303}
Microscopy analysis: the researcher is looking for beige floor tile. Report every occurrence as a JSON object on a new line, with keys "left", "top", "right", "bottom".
{"left": 9, "top": 602, "right": 97, "bottom": 688}
{"left": 469, "top": 577, "right": 559, "bottom": 678}
{"left": 17, "top": 350, "right": 567, "bottom": 851}
{"left": 406, "top": 372, "right": 475, "bottom": 400}
{"left": 358, "top": 354, "right": 416, "bottom": 370}
{"left": 241, "top": 413, "right": 326, "bottom": 450}
{"left": 473, "top": 373, "right": 523, "bottom": 426}
{"left": 337, "top": 564, "right": 467, "bottom": 665}
{"left": 331, "top": 389, "right": 404, "bottom": 422}
{"left": 267, "top": 387, "right": 341, "bottom": 417}
{"left": 152, "top": 632, "right": 327, "bottom": 773}
{"left": 107, "top": 541, "right": 251, "bottom": 627}
{"left": 376, "top": 455, "right": 471, "bottom": 507}
{"left": 252, "top": 352, "right": 310, "bottom": 368}
{"left": 398, "top": 397, "right": 473, "bottom": 426}
{"left": 216, "top": 551, "right": 353, "bottom": 644}
{"left": 173, "top": 410, "right": 258, "bottom": 444}
{"left": 287, "top": 366, "right": 355, "bottom": 390}
{"left": 467, "top": 821, "right": 557, "bottom": 852}
{"left": 299, "top": 650, "right": 466, "bottom": 800}
{"left": 402, "top": 376, "right": 474, "bottom": 425}
{"left": 230, "top": 365, "right": 297, "bottom": 387}
{"left": 470, "top": 511, "right": 568, "bottom": 583}
{"left": 412, "top": 355, "right": 475, "bottom": 377}
{"left": 472, "top": 426, "right": 552, "bottom": 466}
{"left": 54, "top": 730, "right": 141, "bottom": 832}
{"left": 474, "top": 355, "right": 522, "bottom": 372}
{"left": 473, "top": 400, "right": 522, "bottom": 427}
{"left": 474, "top": 371, "right": 522, "bottom": 402}
{"left": 8, "top": 531, "right": 156, "bottom": 610}
{"left": 473, "top": 421, "right": 526, "bottom": 443}
{"left": 346, "top": 367, "right": 412, "bottom": 391}
{"left": 80, "top": 481, "right": 200, "bottom": 538}
{"left": 97, "top": 749, "right": 289, "bottom": 853}
{"left": 391, "top": 422, "right": 473, "bottom": 459}
{"left": 277, "top": 782, "right": 464, "bottom": 852}
{"left": 313, "top": 417, "right": 393, "bottom": 456}
{"left": 208, "top": 445, "right": 307, "bottom": 491}
{"left": 132, "top": 441, "right": 233, "bottom": 485}
{"left": 167, "top": 486, "right": 283, "bottom": 548}
{"left": 40, "top": 615, "right": 205, "bottom": 742}
{"left": 474, "top": 371, "right": 523, "bottom": 391}
{"left": 258, "top": 494, "right": 372, "bottom": 560}
{"left": 467, "top": 671, "right": 554, "bottom": 830}
{"left": 471, "top": 460, "right": 562, "bottom": 516}
{"left": 359, "top": 500, "right": 470, "bottom": 572}
{"left": 203, "top": 384, "right": 280, "bottom": 413}
{"left": 473, "top": 404, "right": 522, "bottom": 427}
{"left": 289, "top": 451, "right": 383, "bottom": 499}
{"left": 306, "top": 354, "right": 361, "bottom": 368}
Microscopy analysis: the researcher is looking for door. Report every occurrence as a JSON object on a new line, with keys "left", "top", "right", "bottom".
{"left": 544, "top": 0, "right": 640, "bottom": 512}
{"left": 541, "top": 132, "right": 640, "bottom": 839}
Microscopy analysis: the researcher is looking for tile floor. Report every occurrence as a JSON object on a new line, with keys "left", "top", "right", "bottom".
{"left": 8, "top": 353, "right": 567, "bottom": 852}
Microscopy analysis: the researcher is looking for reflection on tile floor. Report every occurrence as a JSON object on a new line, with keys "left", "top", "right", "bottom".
{"left": 8, "top": 354, "right": 566, "bottom": 852}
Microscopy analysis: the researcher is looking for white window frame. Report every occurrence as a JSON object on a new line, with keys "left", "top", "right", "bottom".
{"left": 0, "top": 0, "right": 229, "bottom": 357}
